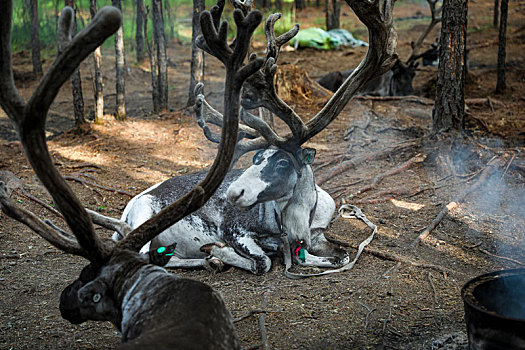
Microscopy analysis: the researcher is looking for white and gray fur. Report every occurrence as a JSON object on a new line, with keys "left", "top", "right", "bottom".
{"left": 114, "top": 148, "right": 349, "bottom": 275}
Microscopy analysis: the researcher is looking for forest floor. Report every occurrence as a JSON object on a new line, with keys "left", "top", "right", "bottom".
{"left": 1, "top": 1, "right": 525, "bottom": 349}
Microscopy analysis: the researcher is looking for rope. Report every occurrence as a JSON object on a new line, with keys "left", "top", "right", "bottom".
{"left": 281, "top": 204, "right": 377, "bottom": 279}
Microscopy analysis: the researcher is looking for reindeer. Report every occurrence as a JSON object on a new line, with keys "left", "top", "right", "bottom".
{"left": 114, "top": 0, "right": 397, "bottom": 276}
{"left": 318, "top": 0, "right": 442, "bottom": 96}
{"left": 0, "top": 2, "right": 268, "bottom": 347}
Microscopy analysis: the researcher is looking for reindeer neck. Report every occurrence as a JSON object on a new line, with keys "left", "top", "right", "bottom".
{"left": 278, "top": 165, "right": 317, "bottom": 245}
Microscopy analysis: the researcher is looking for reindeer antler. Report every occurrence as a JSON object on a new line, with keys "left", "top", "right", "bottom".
{"left": 196, "top": 0, "right": 397, "bottom": 160}
{"left": 406, "top": 0, "right": 442, "bottom": 64}
{"left": 0, "top": 4, "right": 121, "bottom": 262}
{"left": 0, "top": 0, "right": 264, "bottom": 260}
{"left": 116, "top": 3, "right": 264, "bottom": 251}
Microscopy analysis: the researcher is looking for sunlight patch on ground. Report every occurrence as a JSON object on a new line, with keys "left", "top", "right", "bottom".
{"left": 390, "top": 198, "right": 425, "bottom": 211}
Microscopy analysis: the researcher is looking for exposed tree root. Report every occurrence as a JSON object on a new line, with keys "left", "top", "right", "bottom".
{"left": 354, "top": 153, "right": 426, "bottom": 196}
{"left": 410, "top": 155, "right": 509, "bottom": 247}
{"left": 478, "top": 247, "right": 524, "bottom": 266}
{"left": 354, "top": 95, "right": 433, "bottom": 105}
{"left": 64, "top": 175, "right": 134, "bottom": 197}
{"left": 326, "top": 237, "right": 460, "bottom": 275}
{"left": 317, "top": 139, "right": 421, "bottom": 186}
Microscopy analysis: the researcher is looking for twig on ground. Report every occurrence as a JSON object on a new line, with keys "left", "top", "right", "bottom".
{"left": 16, "top": 189, "right": 63, "bottom": 217}
{"left": 259, "top": 292, "right": 270, "bottom": 350}
{"left": 410, "top": 155, "right": 508, "bottom": 247}
{"left": 427, "top": 272, "right": 439, "bottom": 307}
{"left": 357, "top": 301, "right": 376, "bottom": 328}
{"left": 382, "top": 286, "right": 393, "bottom": 334}
{"left": 375, "top": 262, "right": 401, "bottom": 281}
{"left": 478, "top": 248, "right": 524, "bottom": 266}
{"left": 64, "top": 176, "right": 134, "bottom": 197}
{"left": 0, "top": 254, "right": 21, "bottom": 259}
{"left": 233, "top": 309, "right": 267, "bottom": 323}
{"left": 353, "top": 154, "right": 426, "bottom": 196}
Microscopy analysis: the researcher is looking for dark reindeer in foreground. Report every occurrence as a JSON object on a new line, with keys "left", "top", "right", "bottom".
{"left": 114, "top": 0, "right": 397, "bottom": 275}
{"left": 0, "top": 2, "right": 268, "bottom": 348}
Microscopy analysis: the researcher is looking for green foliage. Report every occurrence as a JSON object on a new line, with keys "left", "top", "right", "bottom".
{"left": 11, "top": 0, "right": 300, "bottom": 56}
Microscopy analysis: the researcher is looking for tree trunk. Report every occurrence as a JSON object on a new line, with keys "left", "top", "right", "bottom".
{"left": 30, "top": 0, "right": 43, "bottom": 75}
{"left": 325, "top": 0, "right": 340, "bottom": 31}
{"left": 187, "top": 0, "right": 205, "bottom": 107}
{"left": 144, "top": 6, "right": 160, "bottom": 110}
{"left": 90, "top": 0, "right": 104, "bottom": 124}
{"left": 152, "top": 0, "right": 168, "bottom": 113}
{"left": 496, "top": 0, "right": 508, "bottom": 93}
{"left": 275, "top": 0, "right": 282, "bottom": 11}
{"left": 493, "top": 0, "right": 499, "bottom": 27}
{"left": 113, "top": 0, "right": 127, "bottom": 120}
{"left": 432, "top": 0, "right": 468, "bottom": 133}
{"left": 295, "top": 0, "right": 305, "bottom": 11}
{"left": 65, "top": 0, "right": 86, "bottom": 129}
{"left": 136, "top": 0, "right": 145, "bottom": 63}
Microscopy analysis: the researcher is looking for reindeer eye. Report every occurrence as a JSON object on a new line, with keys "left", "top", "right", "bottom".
{"left": 92, "top": 293, "right": 101, "bottom": 303}
{"left": 276, "top": 159, "right": 290, "bottom": 169}
{"left": 253, "top": 150, "right": 264, "bottom": 165}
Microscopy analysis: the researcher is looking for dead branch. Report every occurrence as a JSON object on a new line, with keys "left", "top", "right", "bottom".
{"left": 259, "top": 292, "right": 270, "bottom": 350}
{"left": 64, "top": 175, "right": 134, "bottom": 197}
{"left": 354, "top": 154, "right": 426, "bottom": 196}
{"left": 317, "top": 139, "right": 421, "bottom": 186}
{"left": 478, "top": 248, "right": 524, "bottom": 266}
{"left": 410, "top": 155, "right": 508, "bottom": 247}
{"left": 465, "top": 97, "right": 506, "bottom": 108}
{"left": 233, "top": 309, "right": 267, "bottom": 323}
{"left": 427, "top": 272, "right": 439, "bottom": 306}
{"left": 357, "top": 301, "right": 376, "bottom": 328}
{"left": 16, "top": 188, "right": 63, "bottom": 217}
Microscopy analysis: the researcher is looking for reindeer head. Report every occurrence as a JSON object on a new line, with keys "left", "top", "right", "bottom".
{"left": 195, "top": 2, "right": 398, "bottom": 210}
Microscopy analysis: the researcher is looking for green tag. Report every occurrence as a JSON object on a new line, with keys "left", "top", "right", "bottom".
{"left": 298, "top": 248, "right": 306, "bottom": 263}
{"left": 157, "top": 247, "right": 166, "bottom": 254}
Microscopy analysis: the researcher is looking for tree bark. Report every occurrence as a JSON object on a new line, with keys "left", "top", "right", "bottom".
{"left": 30, "top": 0, "right": 43, "bottom": 75}
{"left": 112, "top": 0, "right": 127, "bottom": 120}
{"left": 65, "top": 0, "right": 86, "bottom": 128}
{"left": 136, "top": 0, "right": 145, "bottom": 63}
{"left": 432, "top": 0, "right": 468, "bottom": 133}
{"left": 152, "top": 0, "right": 168, "bottom": 112}
{"left": 295, "top": 0, "right": 306, "bottom": 11}
{"left": 187, "top": 0, "right": 205, "bottom": 107}
{"left": 496, "top": 0, "right": 508, "bottom": 93}
{"left": 143, "top": 6, "right": 160, "bottom": 110}
{"left": 325, "top": 0, "right": 340, "bottom": 31}
{"left": 90, "top": 0, "right": 104, "bottom": 124}
{"left": 493, "top": 0, "right": 499, "bottom": 27}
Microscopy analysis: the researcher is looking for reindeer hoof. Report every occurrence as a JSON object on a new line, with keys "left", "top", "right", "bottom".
{"left": 205, "top": 257, "right": 224, "bottom": 273}
{"left": 200, "top": 242, "right": 226, "bottom": 253}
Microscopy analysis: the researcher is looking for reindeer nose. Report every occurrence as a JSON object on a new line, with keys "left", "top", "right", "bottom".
{"left": 233, "top": 189, "right": 244, "bottom": 203}
{"left": 227, "top": 188, "right": 244, "bottom": 204}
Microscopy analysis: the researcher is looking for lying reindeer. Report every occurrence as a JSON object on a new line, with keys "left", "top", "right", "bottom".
{"left": 0, "top": 2, "right": 268, "bottom": 347}
{"left": 317, "top": 59, "right": 417, "bottom": 96}
{"left": 114, "top": 0, "right": 397, "bottom": 275}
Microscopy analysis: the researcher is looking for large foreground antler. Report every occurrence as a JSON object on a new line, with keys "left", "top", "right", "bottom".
{"left": 0, "top": 0, "right": 263, "bottom": 260}
{"left": 0, "top": 4, "right": 121, "bottom": 262}
{"left": 195, "top": 0, "right": 397, "bottom": 159}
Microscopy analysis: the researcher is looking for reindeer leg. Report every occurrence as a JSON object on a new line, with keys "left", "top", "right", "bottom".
{"left": 296, "top": 249, "right": 350, "bottom": 268}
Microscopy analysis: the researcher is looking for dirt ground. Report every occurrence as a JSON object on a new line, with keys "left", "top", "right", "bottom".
{"left": 1, "top": 1, "right": 525, "bottom": 349}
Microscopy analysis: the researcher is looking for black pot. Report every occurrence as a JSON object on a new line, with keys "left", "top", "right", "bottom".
{"left": 462, "top": 268, "right": 525, "bottom": 350}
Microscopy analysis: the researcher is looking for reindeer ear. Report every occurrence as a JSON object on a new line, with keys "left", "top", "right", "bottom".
{"left": 302, "top": 148, "right": 316, "bottom": 165}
